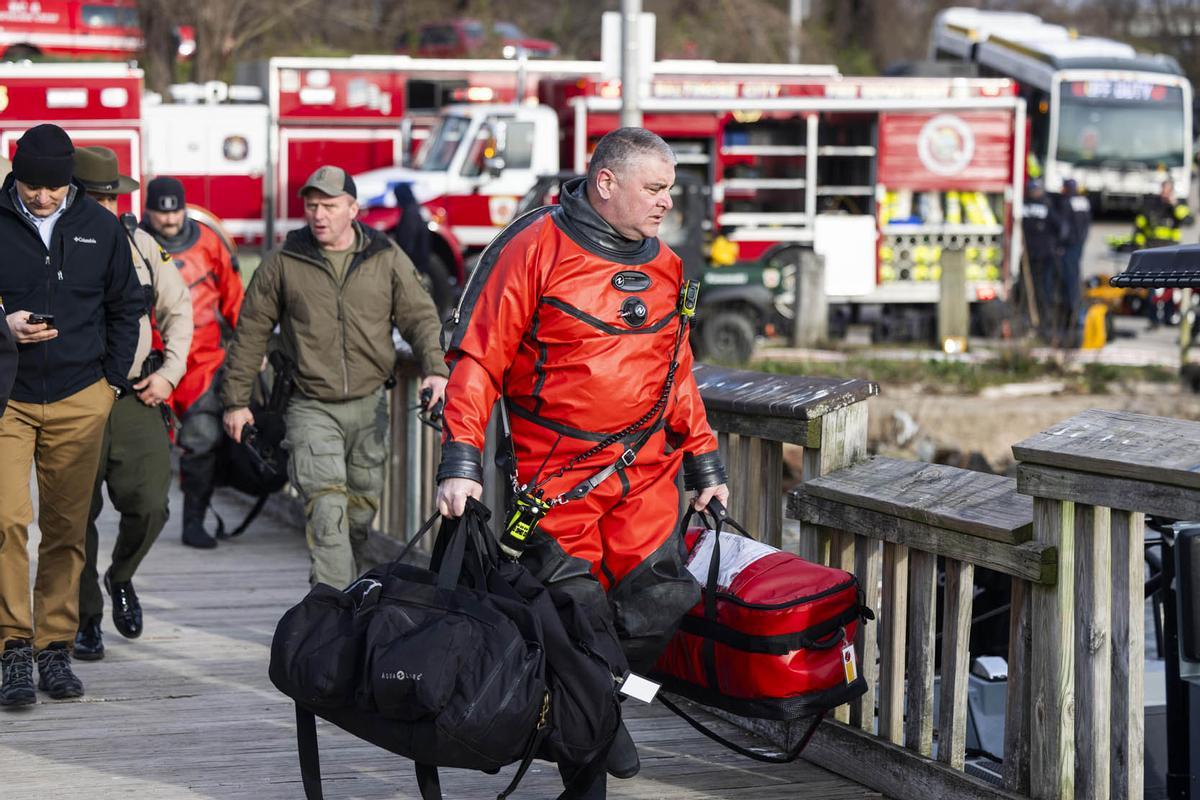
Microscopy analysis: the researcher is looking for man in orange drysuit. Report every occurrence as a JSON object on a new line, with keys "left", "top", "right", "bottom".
{"left": 436, "top": 127, "right": 729, "bottom": 796}
{"left": 142, "top": 177, "right": 244, "bottom": 549}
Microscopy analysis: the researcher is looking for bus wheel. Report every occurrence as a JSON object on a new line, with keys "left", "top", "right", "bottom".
{"left": 697, "top": 311, "right": 756, "bottom": 364}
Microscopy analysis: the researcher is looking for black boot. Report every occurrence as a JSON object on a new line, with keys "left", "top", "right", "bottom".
{"left": 605, "top": 722, "right": 640, "bottom": 779}
{"left": 74, "top": 619, "right": 105, "bottom": 661}
{"left": 36, "top": 642, "right": 84, "bottom": 699}
{"left": 181, "top": 491, "right": 217, "bottom": 549}
{"left": 0, "top": 640, "right": 35, "bottom": 707}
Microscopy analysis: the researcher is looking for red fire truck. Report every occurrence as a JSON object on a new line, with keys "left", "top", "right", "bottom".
{"left": 143, "top": 93, "right": 269, "bottom": 244}
{"left": 242, "top": 55, "right": 618, "bottom": 254}
{"left": 0, "top": 61, "right": 142, "bottom": 214}
{"left": 0, "top": 0, "right": 193, "bottom": 62}
{"left": 352, "top": 74, "right": 1025, "bottom": 343}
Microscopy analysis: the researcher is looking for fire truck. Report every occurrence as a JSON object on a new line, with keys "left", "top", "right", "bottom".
{"left": 0, "top": 61, "right": 142, "bottom": 214}
{"left": 353, "top": 75, "right": 1025, "bottom": 350}
{"left": 0, "top": 0, "right": 193, "bottom": 62}
{"left": 143, "top": 85, "right": 269, "bottom": 244}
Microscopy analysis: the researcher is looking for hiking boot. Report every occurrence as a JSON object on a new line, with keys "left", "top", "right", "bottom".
{"left": 0, "top": 640, "right": 36, "bottom": 707}
{"left": 105, "top": 568, "right": 143, "bottom": 639}
{"left": 605, "top": 721, "right": 640, "bottom": 779}
{"left": 73, "top": 619, "right": 105, "bottom": 661}
{"left": 36, "top": 642, "right": 84, "bottom": 699}
{"left": 182, "top": 491, "right": 217, "bottom": 549}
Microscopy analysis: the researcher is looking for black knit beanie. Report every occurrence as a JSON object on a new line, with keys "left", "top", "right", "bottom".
{"left": 13, "top": 124, "right": 75, "bottom": 188}
{"left": 146, "top": 176, "right": 186, "bottom": 212}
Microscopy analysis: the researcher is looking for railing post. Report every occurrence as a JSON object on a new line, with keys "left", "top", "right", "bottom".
{"left": 1029, "top": 496, "right": 1074, "bottom": 800}
{"left": 800, "top": 401, "right": 869, "bottom": 564}
{"left": 1012, "top": 409, "right": 1191, "bottom": 800}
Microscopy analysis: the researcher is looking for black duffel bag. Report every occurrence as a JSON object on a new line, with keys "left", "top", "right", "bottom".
{"left": 269, "top": 499, "right": 626, "bottom": 799}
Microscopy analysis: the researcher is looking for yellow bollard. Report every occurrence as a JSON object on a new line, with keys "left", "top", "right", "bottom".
{"left": 1081, "top": 303, "right": 1108, "bottom": 349}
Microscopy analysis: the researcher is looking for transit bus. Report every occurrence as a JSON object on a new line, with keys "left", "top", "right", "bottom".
{"left": 930, "top": 6, "right": 1192, "bottom": 211}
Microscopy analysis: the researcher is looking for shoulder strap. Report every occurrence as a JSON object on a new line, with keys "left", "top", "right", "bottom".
{"left": 657, "top": 694, "right": 824, "bottom": 764}
{"left": 295, "top": 705, "right": 325, "bottom": 799}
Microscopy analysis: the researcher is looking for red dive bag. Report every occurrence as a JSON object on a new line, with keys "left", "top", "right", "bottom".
{"left": 651, "top": 506, "right": 870, "bottom": 760}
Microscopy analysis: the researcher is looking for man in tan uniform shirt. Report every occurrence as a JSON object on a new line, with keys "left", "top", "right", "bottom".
{"left": 71, "top": 146, "right": 193, "bottom": 660}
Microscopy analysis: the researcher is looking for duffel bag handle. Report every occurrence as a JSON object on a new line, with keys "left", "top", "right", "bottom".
{"left": 801, "top": 625, "right": 847, "bottom": 651}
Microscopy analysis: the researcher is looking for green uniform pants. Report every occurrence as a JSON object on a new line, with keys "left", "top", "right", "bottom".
{"left": 79, "top": 394, "right": 171, "bottom": 626}
{"left": 285, "top": 388, "right": 389, "bottom": 589}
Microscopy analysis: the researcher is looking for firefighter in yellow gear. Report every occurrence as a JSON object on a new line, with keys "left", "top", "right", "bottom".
{"left": 1131, "top": 179, "right": 1192, "bottom": 249}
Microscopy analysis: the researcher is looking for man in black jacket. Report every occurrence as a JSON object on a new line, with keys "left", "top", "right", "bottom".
{"left": 0, "top": 124, "right": 142, "bottom": 707}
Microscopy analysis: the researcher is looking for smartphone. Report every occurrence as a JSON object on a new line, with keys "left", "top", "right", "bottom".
{"left": 27, "top": 313, "right": 55, "bottom": 327}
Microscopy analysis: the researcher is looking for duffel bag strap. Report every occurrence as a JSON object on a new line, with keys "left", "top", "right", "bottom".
{"left": 658, "top": 694, "right": 825, "bottom": 764}
{"left": 414, "top": 763, "right": 443, "bottom": 800}
{"left": 295, "top": 704, "right": 325, "bottom": 800}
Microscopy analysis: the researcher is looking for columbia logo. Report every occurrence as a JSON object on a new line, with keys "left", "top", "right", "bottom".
{"left": 73, "top": 236, "right": 97, "bottom": 244}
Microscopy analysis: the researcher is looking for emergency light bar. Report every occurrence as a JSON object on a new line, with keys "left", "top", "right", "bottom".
{"left": 1110, "top": 245, "right": 1200, "bottom": 289}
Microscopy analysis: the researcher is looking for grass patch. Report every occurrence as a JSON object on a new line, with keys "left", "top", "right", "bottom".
{"left": 752, "top": 355, "right": 1177, "bottom": 395}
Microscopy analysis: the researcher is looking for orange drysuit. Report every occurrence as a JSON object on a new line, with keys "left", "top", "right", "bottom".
{"left": 153, "top": 220, "right": 243, "bottom": 417}
{"left": 438, "top": 180, "right": 725, "bottom": 593}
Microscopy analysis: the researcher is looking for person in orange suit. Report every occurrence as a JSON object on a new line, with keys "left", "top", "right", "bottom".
{"left": 142, "top": 176, "right": 244, "bottom": 549}
{"left": 436, "top": 127, "right": 729, "bottom": 798}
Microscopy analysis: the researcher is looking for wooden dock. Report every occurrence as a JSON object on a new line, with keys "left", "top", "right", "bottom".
{"left": 2, "top": 483, "right": 883, "bottom": 800}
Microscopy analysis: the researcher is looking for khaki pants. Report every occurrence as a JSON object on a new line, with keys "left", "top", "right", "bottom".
{"left": 285, "top": 389, "right": 388, "bottom": 589}
{"left": 0, "top": 379, "right": 114, "bottom": 649}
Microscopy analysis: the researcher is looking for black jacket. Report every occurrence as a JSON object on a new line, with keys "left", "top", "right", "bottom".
{"left": 0, "top": 176, "right": 142, "bottom": 403}
{"left": 1022, "top": 196, "right": 1067, "bottom": 262}
{"left": 0, "top": 304, "right": 15, "bottom": 415}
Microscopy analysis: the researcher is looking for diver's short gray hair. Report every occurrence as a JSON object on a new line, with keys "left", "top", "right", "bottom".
{"left": 586, "top": 127, "right": 676, "bottom": 185}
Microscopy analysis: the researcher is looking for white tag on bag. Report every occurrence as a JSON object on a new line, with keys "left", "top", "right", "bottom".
{"left": 619, "top": 672, "right": 661, "bottom": 704}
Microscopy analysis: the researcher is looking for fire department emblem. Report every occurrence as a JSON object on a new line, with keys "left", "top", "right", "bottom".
{"left": 917, "top": 114, "right": 975, "bottom": 176}
{"left": 488, "top": 196, "right": 518, "bottom": 226}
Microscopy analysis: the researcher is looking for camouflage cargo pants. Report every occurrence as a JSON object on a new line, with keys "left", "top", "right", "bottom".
{"left": 284, "top": 388, "right": 389, "bottom": 588}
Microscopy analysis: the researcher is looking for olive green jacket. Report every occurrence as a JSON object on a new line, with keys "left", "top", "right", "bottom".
{"left": 221, "top": 222, "right": 447, "bottom": 408}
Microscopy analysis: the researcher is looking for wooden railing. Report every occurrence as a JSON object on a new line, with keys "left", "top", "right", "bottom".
{"left": 372, "top": 361, "right": 1163, "bottom": 800}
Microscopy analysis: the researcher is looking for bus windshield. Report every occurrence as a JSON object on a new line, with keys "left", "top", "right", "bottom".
{"left": 413, "top": 115, "right": 471, "bottom": 171}
{"left": 1055, "top": 80, "right": 1186, "bottom": 168}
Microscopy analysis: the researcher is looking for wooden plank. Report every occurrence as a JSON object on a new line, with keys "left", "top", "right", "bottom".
{"left": 833, "top": 529, "right": 856, "bottom": 724}
{"left": 1016, "top": 461, "right": 1200, "bottom": 520}
{"left": 938, "top": 246, "right": 968, "bottom": 347}
{"left": 851, "top": 534, "right": 882, "bottom": 731}
{"left": 1011, "top": 408, "right": 1200, "bottom": 490}
{"left": 694, "top": 363, "right": 878, "bottom": 421}
{"left": 790, "top": 492, "right": 1057, "bottom": 584}
{"left": 739, "top": 434, "right": 758, "bottom": 534}
{"left": 854, "top": 537, "right": 883, "bottom": 734}
{"left": 762, "top": 440, "right": 784, "bottom": 548}
{"left": 1030, "top": 497, "right": 1075, "bottom": 800}
{"left": 937, "top": 558, "right": 975, "bottom": 770}
{"left": 706, "top": 407, "right": 817, "bottom": 447}
{"left": 879, "top": 542, "right": 909, "bottom": 746}
{"left": 905, "top": 549, "right": 938, "bottom": 757}
{"left": 804, "top": 456, "right": 1033, "bottom": 544}
{"left": 800, "top": 402, "right": 870, "bottom": 568}
{"left": 1003, "top": 578, "right": 1032, "bottom": 794}
{"left": 1110, "top": 509, "right": 1145, "bottom": 800}
{"left": 1074, "top": 505, "right": 1111, "bottom": 800}
{"left": 387, "top": 378, "right": 412, "bottom": 537}
{"left": 804, "top": 719, "right": 1030, "bottom": 800}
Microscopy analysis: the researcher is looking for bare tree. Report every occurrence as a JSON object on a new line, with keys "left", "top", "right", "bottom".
{"left": 137, "top": 0, "right": 182, "bottom": 96}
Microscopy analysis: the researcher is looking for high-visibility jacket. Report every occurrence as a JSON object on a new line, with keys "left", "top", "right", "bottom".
{"left": 1133, "top": 196, "right": 1193, "bottom": 248}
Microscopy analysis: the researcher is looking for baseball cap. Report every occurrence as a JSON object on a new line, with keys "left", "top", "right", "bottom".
{"left": 299, "top": 165, "right": 357, "bottom": 200}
